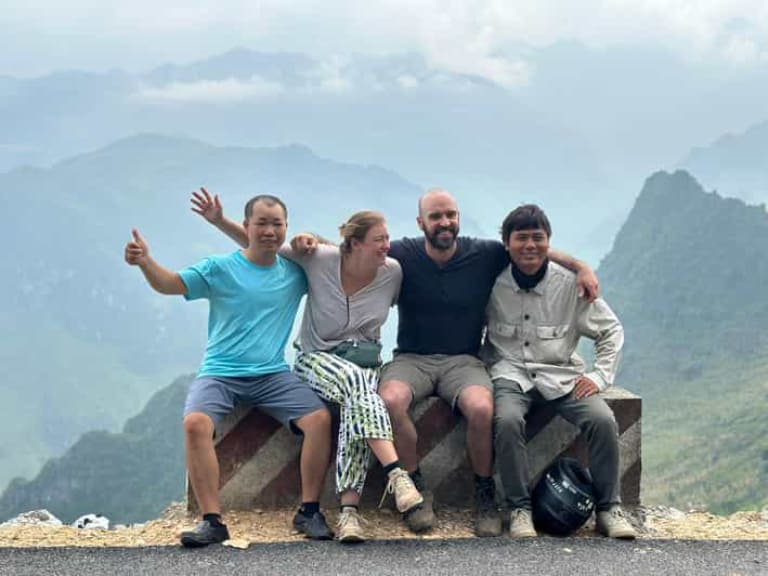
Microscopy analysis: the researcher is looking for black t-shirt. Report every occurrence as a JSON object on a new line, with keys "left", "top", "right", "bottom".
{"left": 388, "top": 236, "right": 509, "bottom": 356}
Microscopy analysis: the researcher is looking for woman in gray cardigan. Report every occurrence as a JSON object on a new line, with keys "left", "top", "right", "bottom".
{"left": 289, "top": 211, "right": 423, "bottom": 542}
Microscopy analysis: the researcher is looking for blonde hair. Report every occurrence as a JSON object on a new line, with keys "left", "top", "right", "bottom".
{"left": 339, "top": 210, "right": 386, "bottom": 253}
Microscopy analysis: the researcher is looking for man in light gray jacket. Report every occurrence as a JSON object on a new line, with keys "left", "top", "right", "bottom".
{"left": 481, "top": 204, "right": 636, "bottom": 540}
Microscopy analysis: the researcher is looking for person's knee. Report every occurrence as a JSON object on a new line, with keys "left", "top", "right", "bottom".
{"left": 296, "top": 407, "right": 331, "bottom": 435}
{"left": 378, "top": 380, "right": 412, "bottom": 417}
{"left": 183, "top": 412, "right": 214, "bottom": 442}
{"left": 460, "top": 387, "right": 494, "bottom": 426}
{"left": 494, "top": 409, "right": 526, "bottom": 440}
{"left": 585, "top": 405, "right": 618, "bottom": 436}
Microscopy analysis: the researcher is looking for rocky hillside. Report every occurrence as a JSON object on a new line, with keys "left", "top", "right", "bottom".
{"left": 0, "top": 376, "right": 191, "bottom": 524}
{"left": 599, "top": 170, "right": 768, "bottom": 513}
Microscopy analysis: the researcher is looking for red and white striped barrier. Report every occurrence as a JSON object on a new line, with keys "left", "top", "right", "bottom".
{"left": 187, "top": 387, "right": 641, "bottom": 511}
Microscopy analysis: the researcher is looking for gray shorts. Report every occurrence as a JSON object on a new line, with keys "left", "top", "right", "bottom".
{"left": 183, "top": 371, "right": 326, "bottom": 433}
{"left": 379, "top": 353, "right": 493, "bottom": 409}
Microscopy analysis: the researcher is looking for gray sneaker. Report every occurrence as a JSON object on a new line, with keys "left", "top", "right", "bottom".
{"left": 180, "top": 520, "right": 230, "bottom": 547}
{"left": 336, "top": 508, "right": 366, "bottom": 543}
{"left": 475, "top": 481, "right": 502, "bottom": 537}
{"left": 509, "top": 508, "right": 537, "bottom": 538}
{"left": 292, "top": 510, "right": 334, "bottom": 540}
{"left": 596, "top": 505, "right": 637, "bottom": 539}
{"left": 403, "top": 491, "right": 435, "bottom": 533}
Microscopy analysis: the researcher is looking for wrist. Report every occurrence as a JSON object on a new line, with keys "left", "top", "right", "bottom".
{"left": 138, "top": 256, "right": 155, "bottom": 270}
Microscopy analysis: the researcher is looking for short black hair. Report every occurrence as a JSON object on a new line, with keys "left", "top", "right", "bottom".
{"left": 501, "top": 204, "right": 552, "bottom": 244}
{"left": 244, "top": 195, "right": 288, "bottom": 220}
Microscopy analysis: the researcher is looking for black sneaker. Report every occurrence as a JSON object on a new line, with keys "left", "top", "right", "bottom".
{"left": 292, "top": 510, "right": 334, "bottom": 540}
{"left": 180, "top": 520, "right": 230, "bottom": 548}
{"left": 474, "top": 481, "right": 501, "bottom": 537}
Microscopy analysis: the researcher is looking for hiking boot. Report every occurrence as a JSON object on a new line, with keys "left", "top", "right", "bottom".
{"left": 508, "top": 508, "right": 537, "bottom": 538}
{"left": 179, "top": 520, "right": 230, "bottom": 548}
{"left": 403, "top": 490, "right": 435, "bottom": 533}
{"left": 474, "top": 481, "right": 502, "bottom": 537}
{"left": 596, "top": 505, "right": 637, "bottom": 539}
{"left": 380, "top": 468, "right": 424, "bottom": 513}
{"left": 336, "top": 508, "right": 366, "bottom": 543}
{"left": 293, "top": 510, "right": 334, "bottom": 540}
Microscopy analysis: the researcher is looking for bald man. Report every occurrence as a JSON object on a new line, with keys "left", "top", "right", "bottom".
{"left": 377, "top": 189, "right": 598, "bottom": 536}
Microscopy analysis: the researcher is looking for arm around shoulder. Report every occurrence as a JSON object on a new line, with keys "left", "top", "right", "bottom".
{"left": 387, "top": 257, "right": 403, "bottom": 305}
{"left": 548, "top": 248, "right": 599, "bottom": 301}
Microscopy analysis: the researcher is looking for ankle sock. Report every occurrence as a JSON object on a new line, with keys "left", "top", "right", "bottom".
{"left": 340, "top": 504, "right": 359, "bottom": 514}
{"left": 202, "top": 513, "right": 224, "bottom": 527}
{"left": 475, "top": 475, "right": 495, "bottom": 489}
{"left": 383, "top": 460, "right": 401, "bottom": 476}
{"left": 299, "top": 502, "right": 320, "bottom": 517}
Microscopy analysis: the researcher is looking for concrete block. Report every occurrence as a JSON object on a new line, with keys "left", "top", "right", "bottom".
{"left": 187, "top": 387, "right": 641, "bottom": 511}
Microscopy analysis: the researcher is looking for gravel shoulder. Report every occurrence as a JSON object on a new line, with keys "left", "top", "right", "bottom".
{"left": 1, "top": 504, "right": 767, "bottom": 548}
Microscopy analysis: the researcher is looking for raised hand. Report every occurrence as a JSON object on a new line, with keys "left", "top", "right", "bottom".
{"left": 190, "top": 186, "right": 223, "bottom": 224}
{"left": 125, "top": 228, "right": 150, "bottom": 266}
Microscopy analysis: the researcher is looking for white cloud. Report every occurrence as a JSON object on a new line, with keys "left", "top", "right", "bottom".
{"left": 396, "top": 75, "right": 419, "bottom": 89}
{"left": 136, "top": 76, "right": 284, "bottom": 103}
{"left": 303, "top": 57, "right": 354, "bottom": 94}
{"left": 4, "top": 1, "right": 768, "bottom": 83}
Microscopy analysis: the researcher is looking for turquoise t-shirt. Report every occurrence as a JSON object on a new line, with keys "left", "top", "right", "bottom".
{"left": 179, "top": 251, "right": 307, "bottom": 377}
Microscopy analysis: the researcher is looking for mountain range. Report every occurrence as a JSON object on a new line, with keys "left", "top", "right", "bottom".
{"left": 2, "top": 166, "right": 766, "bottom": 522}
{"left": 0, "top": 133, "right": 430, "bottom": 491}
{"left": 4, "top": 46, "right": 711, "bottom": 264}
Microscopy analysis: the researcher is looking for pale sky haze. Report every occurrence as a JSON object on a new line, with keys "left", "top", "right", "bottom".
{"left": 3, "top": 0, "right": 768, "bottom": 86}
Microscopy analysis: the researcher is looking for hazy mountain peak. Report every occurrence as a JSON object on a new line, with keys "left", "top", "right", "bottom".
{"left": 600, "top": 169, "right": 768, "bottom": 382}
{"left": 617, "top": 169, "right": 766, "bottom": 239}
{"left": 145, "top": 48, "right": 316, "bottom": 84}
{"left": 680, "top": 119, "right": 768, "bottom": 205}
{"left": 52, "top": 133, "right": 213, "bottom": 172}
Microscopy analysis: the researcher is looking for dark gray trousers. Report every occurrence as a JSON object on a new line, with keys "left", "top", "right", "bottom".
{"left": 493, "top": 378, "right": 621, "bottom": 511}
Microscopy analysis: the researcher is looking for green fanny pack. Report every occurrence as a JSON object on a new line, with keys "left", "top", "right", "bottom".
{"left": 330, "top": 340, "right": 383, "bottom": 368}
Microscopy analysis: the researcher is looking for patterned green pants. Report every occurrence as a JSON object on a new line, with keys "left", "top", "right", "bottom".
{"left": 294, "top": 351, "right": 393, "bottom": 495}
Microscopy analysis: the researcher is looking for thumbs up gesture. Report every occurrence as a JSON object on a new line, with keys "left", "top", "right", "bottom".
{"left": 125, "top": 228, "right": 150, "bottom": 266}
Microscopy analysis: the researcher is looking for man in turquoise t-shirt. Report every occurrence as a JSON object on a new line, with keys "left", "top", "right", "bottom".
{"left": 125, "top": 194, "right": 333, "bottom": 547}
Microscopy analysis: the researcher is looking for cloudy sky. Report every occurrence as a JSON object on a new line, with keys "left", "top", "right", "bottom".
{"left": 3, "top": 0, "right": 768, "bottom": 83}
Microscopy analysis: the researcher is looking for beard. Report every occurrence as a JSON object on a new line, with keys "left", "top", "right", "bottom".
{"left": 425, "top": 224, "right": 459, "bottom": 250}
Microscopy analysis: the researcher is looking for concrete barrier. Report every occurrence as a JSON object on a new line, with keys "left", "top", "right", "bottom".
{"left": 187, "top": 387, "right": 641, "bottom": 511}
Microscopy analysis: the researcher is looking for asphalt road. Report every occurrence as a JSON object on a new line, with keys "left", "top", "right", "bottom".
{"left": 0, "top": 537, "right": 765, "bottom": 576}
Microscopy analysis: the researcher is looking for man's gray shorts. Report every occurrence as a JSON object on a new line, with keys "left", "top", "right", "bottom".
{"left": 183, "top": 371, "right": 326, "bottom": 433}
{"left": 380, "top": 353, "right": 493, "bottom": 409}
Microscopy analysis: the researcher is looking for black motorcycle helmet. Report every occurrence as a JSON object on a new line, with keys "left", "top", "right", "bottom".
{"left": 532, "top": 458, "right": 596, "bottom": 535}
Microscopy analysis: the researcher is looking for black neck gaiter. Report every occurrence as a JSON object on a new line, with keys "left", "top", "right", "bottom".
{"left": 511, "top": 259, "right": 549, "bottom": 290}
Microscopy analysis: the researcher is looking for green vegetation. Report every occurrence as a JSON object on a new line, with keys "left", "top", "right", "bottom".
{"left": 599, "top": 170, "right": 768, "bottom": 512}
{"left": 641, "top": 356, "right": 768, "bottom": 513}
{"left": 0, "top": 314, "right": 184, "bottom": 490}
{"left": 0, "top": 376, "right": 190, "bottom": 524}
